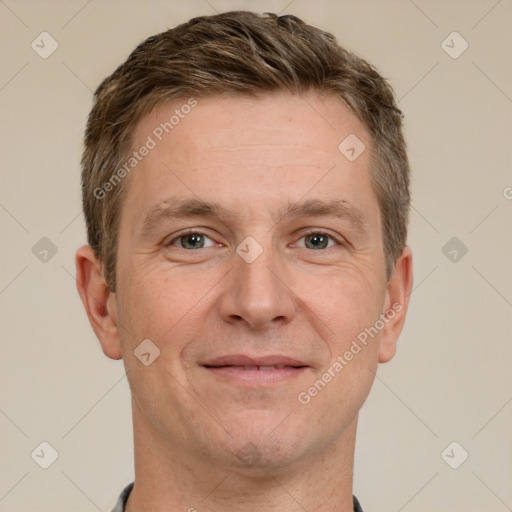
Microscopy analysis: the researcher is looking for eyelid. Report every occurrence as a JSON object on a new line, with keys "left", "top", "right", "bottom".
{"left": 164, "top": 227, "right": 346, "bottom": 249}
{"left": 293, "top": 228, "right": 346, "bottom": 248}
{"left": 164, "top": 228, "right": 219, "bottom": 247}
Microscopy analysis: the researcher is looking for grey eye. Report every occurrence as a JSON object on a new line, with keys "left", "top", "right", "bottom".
{"left": 167, "top": 232, "right": 216, "bottom": 249}
{"left": 300, "top": 232, "right": 337, "bottom": 250}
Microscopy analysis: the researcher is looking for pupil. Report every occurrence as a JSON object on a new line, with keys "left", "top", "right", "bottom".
{"left": 184, "top": 233, "right": 203, "bottom": 249}
{"left": 307, "top": 233, "right": 327, "bottom": 250}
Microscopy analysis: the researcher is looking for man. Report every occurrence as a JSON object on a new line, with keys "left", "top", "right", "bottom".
{"left": 75, "top": 10, "right": 413, "bottom": 512}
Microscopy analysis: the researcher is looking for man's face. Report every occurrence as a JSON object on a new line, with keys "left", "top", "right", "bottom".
{"left": 107, "top": 91, "right": 405, "bottom": 470}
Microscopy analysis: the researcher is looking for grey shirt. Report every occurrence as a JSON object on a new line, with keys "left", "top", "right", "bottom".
{"left": 111, "top": 482, "right": 364, "bottom": 511}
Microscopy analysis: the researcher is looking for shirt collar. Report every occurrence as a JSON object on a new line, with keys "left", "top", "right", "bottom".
{"left": 111, "top": 482, "right": 364, "bottom": 511}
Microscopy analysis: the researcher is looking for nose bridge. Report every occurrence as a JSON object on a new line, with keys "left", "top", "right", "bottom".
{"left": 217, "top": 233, "right": 295, "bottom": 329}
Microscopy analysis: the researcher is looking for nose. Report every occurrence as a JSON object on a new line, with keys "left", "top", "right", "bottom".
{"left": 216, "top": 240, "right": 296, "bottom": 330}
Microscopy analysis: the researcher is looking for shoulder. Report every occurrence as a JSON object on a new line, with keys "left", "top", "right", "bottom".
{"left": 110, "top": 482, "right": 134, "bottom": 512}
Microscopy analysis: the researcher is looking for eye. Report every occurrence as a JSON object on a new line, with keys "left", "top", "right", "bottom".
{"left": 295, "top": 230, "right": 342, "bottom": 250}
{"left": 165, "top": 229, "right": 343, "bottom": 251}
{"left": 165, "top": 230, "right": 217, "bottom": 250}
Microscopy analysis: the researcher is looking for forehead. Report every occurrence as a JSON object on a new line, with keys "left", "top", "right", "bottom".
{"left": 122, "top": 91, "right": 376, "bottom": 225}
{"left": 133, "top": 91, "right": 368, "bottom": 159}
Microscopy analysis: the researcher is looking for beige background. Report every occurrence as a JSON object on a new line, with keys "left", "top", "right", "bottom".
{"left": 1, "top": 0, "right": 511, "bottom": 511}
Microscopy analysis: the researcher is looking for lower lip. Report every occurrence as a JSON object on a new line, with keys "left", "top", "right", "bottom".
{"left": 202, "top": 366, "right": 309, "bottom": 385}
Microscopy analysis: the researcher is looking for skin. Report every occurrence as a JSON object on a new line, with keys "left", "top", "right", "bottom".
{"left": 76, "top": 90, "right": 413, "bottom": 512}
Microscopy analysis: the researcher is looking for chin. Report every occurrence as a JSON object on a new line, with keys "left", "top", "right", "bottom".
{"left": 212, "top": 414, "right": 317, "bottom": 472}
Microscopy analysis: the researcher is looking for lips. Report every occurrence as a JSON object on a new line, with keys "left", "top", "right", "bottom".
{"left": 202, "top": 354, "right": 308, "bottom": 369}
{"left": 200, "top": 354, "right": 310, "bottom": 386}
{"left": 224, "top": 365, "right": 291, "bottom": 371}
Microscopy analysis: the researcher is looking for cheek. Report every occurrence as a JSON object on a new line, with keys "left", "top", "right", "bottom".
{"left": 299, "top": 267, "right": 383, "bottom": 340}
{"left": 301, "top": 271, "right": 384, "bottom": 411}
{"left": 319, "top": 276, "right": 383, "bottom": 403}
{"left": 117, "top": 263, "right": 215, "bottom": 350}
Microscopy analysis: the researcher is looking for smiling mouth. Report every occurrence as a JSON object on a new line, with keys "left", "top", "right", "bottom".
{"left": 204, "top": 364, "right": 307, "bottom": 371}
{"left": 201, "top": 363, "right": 310, "bottom": 386}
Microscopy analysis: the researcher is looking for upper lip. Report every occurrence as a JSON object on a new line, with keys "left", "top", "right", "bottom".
{"left": 202, "top": 354, "right": 309, "bottom": 367}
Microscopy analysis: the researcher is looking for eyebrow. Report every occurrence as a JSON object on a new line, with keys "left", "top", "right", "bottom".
{"left": 139, "top": 197, "right": 368, "bottom": 237}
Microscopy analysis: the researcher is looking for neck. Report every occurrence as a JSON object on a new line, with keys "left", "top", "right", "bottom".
{"left": 125, "top": 401, "right": 358, "bottom": 512}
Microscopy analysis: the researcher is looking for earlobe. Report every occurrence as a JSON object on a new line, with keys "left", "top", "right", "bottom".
{"left": 75, "top": 245, "right": 122, "bottom": 360}
{"left": 378, "top": 246, "right": 413, "bottom": 363}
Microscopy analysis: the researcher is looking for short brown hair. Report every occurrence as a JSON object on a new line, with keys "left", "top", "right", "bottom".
{"left": 81, "top": 10, "right": 410, "bottom": 292}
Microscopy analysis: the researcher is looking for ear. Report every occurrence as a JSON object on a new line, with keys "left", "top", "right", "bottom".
{"left": 378, "top": 246, "right": 413, "bottom": 363}
{"left": 75, "top": 245, "right": 122, "bottom": 360}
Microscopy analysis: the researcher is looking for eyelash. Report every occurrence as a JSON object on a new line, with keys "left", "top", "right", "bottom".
{"left": 164, "top": 228, "right": 345, "bottom": 250}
